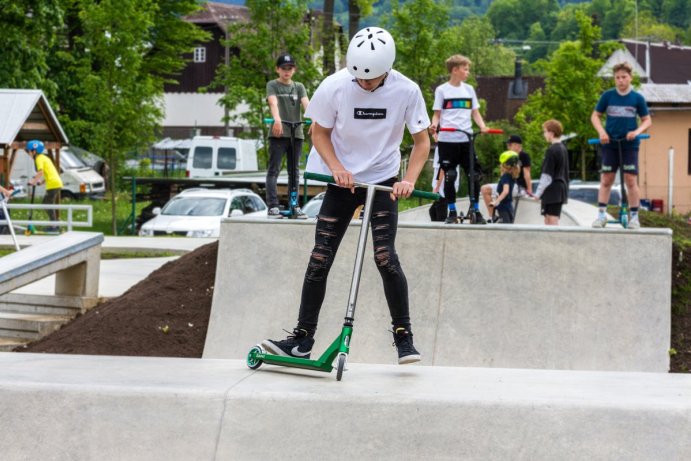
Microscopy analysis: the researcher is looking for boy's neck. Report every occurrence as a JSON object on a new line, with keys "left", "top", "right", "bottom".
{"left": 615, "top": 85, "right": 631, "bottom": 96}
{"left": 277, "top": 77, "right": 293, "bottom": 85}
{"left": 448, "top": 76, "right": 464, "bottom": 86}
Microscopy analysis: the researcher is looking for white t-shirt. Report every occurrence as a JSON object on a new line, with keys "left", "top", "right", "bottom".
{"left": 305, "top": 68, "right": 430, "bottom": 184}
{"left": 432, "top": 81, "right": 479, "bottom": 143}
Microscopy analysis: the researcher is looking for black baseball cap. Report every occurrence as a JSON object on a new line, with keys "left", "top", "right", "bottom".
{"left": 507, "top": 134, "right": 523, "bottom": 144}
{"left": 276, "top": 54, "right": 296, "bottom": 68}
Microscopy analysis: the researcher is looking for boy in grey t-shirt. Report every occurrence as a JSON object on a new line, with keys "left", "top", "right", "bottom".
{"left": 266, "top": 54, "right": 310, "bottom": 217}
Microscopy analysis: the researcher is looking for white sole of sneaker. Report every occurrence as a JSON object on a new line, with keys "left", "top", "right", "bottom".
{"left": 398, "top": 354, "right": 421, "bottom": 365}
{"left": 260, "top": 340, "right": 287, "bottom": 356}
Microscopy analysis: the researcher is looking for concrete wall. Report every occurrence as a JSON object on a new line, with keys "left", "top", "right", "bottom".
{"left": 205, "top": 219, "right": 672, "bottom": 372}
{"left": 2, "top": 354, "right": 690, "bottom": 461}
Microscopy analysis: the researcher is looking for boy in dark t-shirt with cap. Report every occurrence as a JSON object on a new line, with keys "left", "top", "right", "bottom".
{"left": 266, "top": 53, "right": 310, "bottom": 217}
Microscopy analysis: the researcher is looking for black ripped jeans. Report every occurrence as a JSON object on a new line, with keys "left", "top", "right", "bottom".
{"left": 297, "top": 179, "right": 411, "bottom": 335}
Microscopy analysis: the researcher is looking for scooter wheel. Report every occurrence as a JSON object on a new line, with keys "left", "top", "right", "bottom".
{"left": 621, "top": 214, "right": 629, "bottom": 229}
{"left": 336, "top": 353, "right": 347, "bottom": 381}
{"left": 247, "top": 345, "right": 264, "bottom": 370}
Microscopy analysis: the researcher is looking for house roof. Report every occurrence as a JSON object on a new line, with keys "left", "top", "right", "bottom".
{"left": 184, "top": 2, "right": 249, "bottom": 29}
{"left": 600, "top": 40, "right": 691, "bottom": 84}
{"left": 0, "top": 89, "right": 68, "bottom": 145}
{"left": 475, "top": 76, "right": 546, "bottom": 122}
{"left": 639, "top": 84, "right": 691, "bottom": 104}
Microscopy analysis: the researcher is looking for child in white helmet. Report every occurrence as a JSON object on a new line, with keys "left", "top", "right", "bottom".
{"left": 261, "top": 26, "right": 431, "bottom": 364}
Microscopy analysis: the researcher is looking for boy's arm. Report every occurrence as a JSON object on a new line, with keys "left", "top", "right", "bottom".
{"left": 591, "top": 110, "right": 608, "bottom": 144}
{"left": 29, "top": 170, "right": 44, "bottom": 186}
{"left": 394, "top": 129, "right": 431, "bottom": 199}
{"left": 267, "top": 94, "right": 283, "bottom": 137}
{"left": 429, "top": 110, "right": 441, "bottom": 142}
{"left": 492, "top": 183, "right": 509, "bottom": 205}
{"left": 629, "top": 114, "right": 651, "bottom": 140}
{"left": 471, "top": 109, "right": 488, "bottom": 133}
{"left": 301, "top": 95, "right": 311, "bottom": 135}
{"left": 523, "top": 166, "right": 532, "bottom": 194}
{"left": 311, "top": 122, "right": 352, "bottom": 189}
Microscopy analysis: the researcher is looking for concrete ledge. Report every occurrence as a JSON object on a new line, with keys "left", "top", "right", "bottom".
{"left": 1, "top": 353, "right": 690, "bottom": 461}
{"left": 205, "top": 219, "right": 672, "bottom": 372}
{"left": 0, "top": 231, "right": 103, "bottom": 297}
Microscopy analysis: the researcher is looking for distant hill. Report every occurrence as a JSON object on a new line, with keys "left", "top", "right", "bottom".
{"left": 205, "top": 1, "right": 591, "bottom": 30}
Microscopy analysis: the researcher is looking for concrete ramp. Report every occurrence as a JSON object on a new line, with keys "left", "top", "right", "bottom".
{"left": 400, "top": 197, "right": 606, "bottom": 226}
{"left": 205, "top": 219, "right": 671, "bottom": 372}
{"left": 1, "top": 353, "right": 689, "bottom": 461}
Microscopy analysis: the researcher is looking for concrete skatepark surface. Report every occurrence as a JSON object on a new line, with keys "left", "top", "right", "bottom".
{"left": 0, "top": 217, "right": 688, "bottom": 459}
{"left": 1, "top": 353, "right": 690, "bottom": 461}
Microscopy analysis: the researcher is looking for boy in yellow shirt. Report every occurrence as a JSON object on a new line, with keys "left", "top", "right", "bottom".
{"left": 27, "top": 140, "right": 63, "bottom": 232}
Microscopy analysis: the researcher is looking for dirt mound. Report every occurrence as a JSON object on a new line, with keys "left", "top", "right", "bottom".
{"left": 18, "top": 241, "right": 218, "bottom": 358}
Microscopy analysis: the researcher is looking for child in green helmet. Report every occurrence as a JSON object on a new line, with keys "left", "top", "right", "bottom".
{"left": 482, "top": 151, "right": 520, "bottom": 223}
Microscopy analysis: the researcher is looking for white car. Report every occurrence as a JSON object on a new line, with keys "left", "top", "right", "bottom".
{"left": 139, "top": 188, "right": 267, "bottom": 238}
{"left": 302, "top": 192, "right": 325, "bottom": 218}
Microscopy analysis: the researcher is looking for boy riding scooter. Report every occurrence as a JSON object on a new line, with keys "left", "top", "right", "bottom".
{"left": 260, "top": 26, "right": 431, "bottom": 365}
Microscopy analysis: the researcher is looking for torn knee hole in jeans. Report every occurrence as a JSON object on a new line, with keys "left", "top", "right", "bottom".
{"left": 374, "top": 246, "right": 391, "bottom": 266}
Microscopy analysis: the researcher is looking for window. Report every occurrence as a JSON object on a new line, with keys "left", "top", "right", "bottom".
{"left": 192, "top": 146, "right": 212, "bottom": 169}
{"left": 193, "top": 47, "right": 206, "bottom": 63}
{"left": 217, "top": 147, "right": 237, "bottom": 170}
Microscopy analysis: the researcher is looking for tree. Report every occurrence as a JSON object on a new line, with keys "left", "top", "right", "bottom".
{"left": 515, "top": 11, "right": 618, "bottom": 180}
{"left": 487, "top": 0, "right": 560, "bottom": 41}
{"left": 0, "top": 0, "right": 63, "bottom": 97}
{"left": 51, "top": 0, "right": 207, "bottom": 151}
{"left": 622, "top": 10, "right": 681, "bottom": 41}
{"left": 385, "top": 0, "right": 453, "bottom": 105}
{"left": 662, "top": 0, "right": 690, "bottom": 30}
{"left": 75, "top": 0, "right": 163, "bottom": 234}
{"left": 213, "top": 0, "right": 319, "bottom": 166}
{"left": 322, "top": 0, "right": 335, "bottom": 74}
{"left": 444, "top": 16, "right": 516, "bottom": 77}
{"left": 348, "top": 0, "right": 375, "bottom": 38}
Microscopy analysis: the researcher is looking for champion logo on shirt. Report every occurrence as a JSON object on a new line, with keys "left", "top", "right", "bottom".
{"left": 354, "top": 108, "right": 387, "bottom": 119}
{"left": 443, "top": 98, "right": 472, "bottom": 110}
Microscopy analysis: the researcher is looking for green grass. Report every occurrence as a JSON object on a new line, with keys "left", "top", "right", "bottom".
{"left": 6, "top": 193, "right": 151, "bottom": 236}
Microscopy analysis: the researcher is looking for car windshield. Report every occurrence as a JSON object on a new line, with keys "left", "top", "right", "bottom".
{"left": 60, "top": 149, "right": 88, "bottom": 169}
{"left": 161, "top": 196, "right": 226, "bottom": 216}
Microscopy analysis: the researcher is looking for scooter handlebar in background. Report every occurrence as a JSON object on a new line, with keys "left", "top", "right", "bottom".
{"left": 264, "top": 118, "right": 312, "bottom": 126}
{"left": 438, "top": 127, "right": 504, "bottom": 135}
{"left": 588, "top": 133, "right": 650, "bottom": 145}
{"left": 304, "top": 172, "right": 441, "bottom": 201}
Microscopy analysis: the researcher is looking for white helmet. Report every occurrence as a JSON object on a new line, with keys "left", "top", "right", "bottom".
{"left": 346, "top": 27, "right": 395, "bottom": 79}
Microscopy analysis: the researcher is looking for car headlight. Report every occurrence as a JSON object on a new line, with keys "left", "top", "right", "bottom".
{"left": 139, "top": 228, "right": 153, "bottom": 237}
{"left": 188, "top": 229, "right": 214, "bottom": 238}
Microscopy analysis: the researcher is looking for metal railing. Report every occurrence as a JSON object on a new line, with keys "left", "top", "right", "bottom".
{"left": 1, "top": 204, "right": 93, "bottom": 232}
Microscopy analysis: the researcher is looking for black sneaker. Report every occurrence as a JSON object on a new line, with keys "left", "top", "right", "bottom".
{"left": 444, "top": 210, "right": 458, "bottom": 224}
{"left": 261, "top": 329, "right": 314, "bottom": 359}
{"left": 472, "top": 211, "right": 486, "bottom": 224}
{"left": 392, "top": 328, "right": 421, "bottom": 364}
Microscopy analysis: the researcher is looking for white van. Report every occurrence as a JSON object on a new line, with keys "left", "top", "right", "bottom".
{"left": 185, "top": 136, "right": 259, "bottom": 178}
{"left": 10, "top": 147, "right": 106, "bottom": 199}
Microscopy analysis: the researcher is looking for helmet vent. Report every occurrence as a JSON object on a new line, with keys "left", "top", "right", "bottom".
{"left": 370, "top": 42, "right": 375, "bottom": 51}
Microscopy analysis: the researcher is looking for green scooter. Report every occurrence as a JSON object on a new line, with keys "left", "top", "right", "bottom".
{"left": 246, "top": 172, "right": 439, "bottom": 381}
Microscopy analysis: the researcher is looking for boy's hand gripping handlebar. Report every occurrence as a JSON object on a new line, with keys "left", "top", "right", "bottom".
{"left": 264, "top": 118, "right": 312, "bottom": 126}
{"left": 304, "top": 172, "right": 440, "bottom": 201}
{"left": 587, "top": 133, "right": 650, "bottom": 145}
